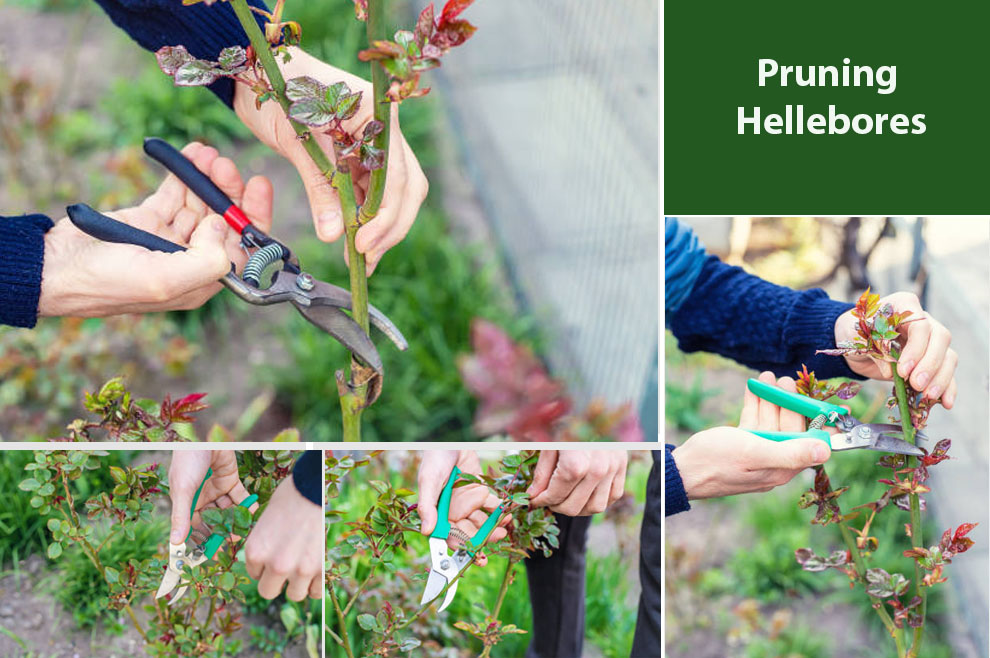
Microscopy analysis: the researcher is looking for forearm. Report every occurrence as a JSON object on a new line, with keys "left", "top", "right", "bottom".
{"left": 0, "top": 214, "right": 54, "bottom": 328}
{"left": 91, "top": 0, "right": 269, "bottom": 107}
{"left": 668, "top": 256, "right": 860, "bottom": 379}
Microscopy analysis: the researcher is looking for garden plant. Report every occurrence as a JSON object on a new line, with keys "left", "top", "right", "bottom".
{"left": 154, "top": 0, "right": 479, "bottom": 441}
{"left": 326, "top": 451, "right": 562, "bottom": 657}
{"left": 14, "top": 449, "right": 317, "bottom": 657}
{"left": 792, "top": 289, "right": 976, "bottom": 658}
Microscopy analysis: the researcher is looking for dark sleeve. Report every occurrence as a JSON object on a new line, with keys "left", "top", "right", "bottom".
{"left": 292, "top": 450, "right": 321, "bottom": 506}
{"left": 91, "top": 0, "right": 270, "bottom": 107}
{"left": 0, "top": 214, "right": 55, "bottom": 329}
{"left": 668, "top": 254, "right": 862, "bottom": 380}
{"left": 664, "top": 445, "right": 690, "bottom": 516}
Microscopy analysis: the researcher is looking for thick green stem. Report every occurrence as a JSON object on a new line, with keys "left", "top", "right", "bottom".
{"left": 478, "top": 559, "right": 518, "bottom": 658}
{"left": 358, "top": 0, "right": 392, "bottom": 225}
{"left": 329, "top": 585, "right": 355, "bottom": 658}
{"left": 230, "top": 0, "right": 373, "bottom": 441}
{"left": 892, "top": 369, "right": 926, "bottom": 656}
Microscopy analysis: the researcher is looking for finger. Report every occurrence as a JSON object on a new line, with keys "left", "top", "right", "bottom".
{"left": 257, "top": 565, "right": 288, "bottom": 600}
{"left": 291, "top": 149, "right": 344, "bottom": 242}
{"left": 156, "top": 216, "right": 231, "bottom": 297}
{"left": 532, "top": 453, "right": 590, "bottom": 508}
{"left": 152, "top": 142, "right": 206, "bottom": 218}
{"left": 751, "top": 436, "right": 831, "bottom": 470}
{"left": 241, "top": 175, "right": 275, "bottom": 233}
{"left": 309, "top": 576, "right": 322, "bottom": 600}
{"left": 893, "top": 297, "right": 927, "bottom": 378}
{"left": 417, "top": 451, "right": 459, "bottom": 535}
{"left": 739, "top": 377, "right": 761, "bottom": 429}
{"left": 210, "top": 156, "right": 247, "bottom": 206}
{"left": 775, "top": 377, "right": 805, "bottom": 432}
{"left": 924, "top": 349, "right": 957, "bottom": 402}
{"left": 910, "top": 321, "right": 952, "bottom": 393}
{"left": 526, "top": 451, "right": 559, "bottom": 499}
{"left": 285, "top": 573, "right": 311, "bottom": 602}
{"left": 756, "top": 371, "right": 781, "bottom": 432}
{"left": 552, "top": 473, "right": 600, "bottom": 517}
{"left": 943, "top": 378, "right": 958, "bottom": 409}
{"left": 581, "top": 476, "right": 614, "bottom": 516}
{"left": 182, "top": 145, "right": 221, "bottom": 217}
{"left": 608, "top": 455, "right": 628, "bottom": 506}
{"left": 170, "top": 485, "right": 195, "bottom": 544}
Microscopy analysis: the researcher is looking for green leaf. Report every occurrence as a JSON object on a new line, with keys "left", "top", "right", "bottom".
{"left": 36, "top": 483, "right": 55, "bottom": 496}
{"left": 47, "top": 542, "right": 62, "bottom": 559}
{"left": 279, "top": 602, "right": 301, "bottom": 634}
{"left": 174, "top": 60, "right": 220, "bottom": 87}
{"left": 288, "top": 97, "right": 335, "bottom": 127}
{"left": 217, "top": 46, "right": 247, "bottom": 72}
{"left": 105, "top": 566, "right": 119, "bottom": 584}
{"left": 356, "top": 613, "right": 377, "bottom": 631}
{"left": 272, "top": 428, "right": 301, "bottom": 443}
{"left": 47, "top": 518, "right": 61, "bottom": 532}
{"left": 156, "top": 45, "right": 194, "bottom": 75}
{"left": 285, "top": 76, "right": 325, "bottom": 102}
{"left": 219, "top": 572, "right": 236, "bottom": 590}
{"left": 18, "top": 478, "right": 40, "bottom": 492}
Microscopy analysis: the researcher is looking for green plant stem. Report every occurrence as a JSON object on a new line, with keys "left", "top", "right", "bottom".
{"left": 329, "top": 585, "right": 355, "bottom": 658}
{"left": 836, "top": 517, "right": 904, "bottom": 655}
{"left": 892, "top": 369, "right": 926, "bottom": 656}
{"left": 229, "top": 0, "right": 370, "bottom": 442}
{"left": 478, "top": 559, "right": 517, "bottom": 658}
{"left": 341, "top": 568, "right": 377, "bottom": 617}
{"left": 394, "top": 558, "right": 477, "bottom": 631}
{"left": 358, "top": 0, "right": 391, "bottom": 225}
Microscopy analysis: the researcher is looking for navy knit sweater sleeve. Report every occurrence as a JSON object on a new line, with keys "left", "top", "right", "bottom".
{"left": 92, "top": 0, "right": 270, "bottom": 107}
{"left": 664, "top": 444, "right": 690, "bottom": 516}
{"left": 292, "top": 451, "right": 321, "bottom": 506}
{"left": 0, "top": 215, "right": 54, "bottom": 328}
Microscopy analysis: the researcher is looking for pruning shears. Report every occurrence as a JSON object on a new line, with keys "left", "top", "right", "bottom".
{"left": 420, "top": 466, "right": 505, "bottom": 613}
{"left": 154, "top": 468, "right": 258, "bottom": 606}
{"left": 746, "top": 378, "right": 926, "bottom": 456}
{"left": 65, "top": 137, "right": 407, "bottom": 376}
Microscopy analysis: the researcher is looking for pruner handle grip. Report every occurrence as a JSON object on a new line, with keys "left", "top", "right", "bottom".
{"left": 431, "top": 465, "right": 461, "bottom": 540}
{"left": 751, "top": 429, "right": 831, "bottom": 444}
{"left": 746, "top": 378, "right": 847, "bottom": 423}
{"left": 67, "top": 203, "right": 185, "bottom": 254}
{"left": 466, "top": 504, "right": 505, "bottom": 556}
{"left": 202, "top": 493, "right": 259, "bottom": 559}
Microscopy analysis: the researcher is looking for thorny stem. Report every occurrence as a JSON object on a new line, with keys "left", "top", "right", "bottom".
{"left": 330, "top": 584, "right": 355, "bottom": 658}
{"left": 892, "top": 369, "right": 926, "bottom": 657}
{"left": 229, "top": 0, "right": 372, "bottom": 442}
{"left": 478, "top": 559, "right": 518, "bottom": 658}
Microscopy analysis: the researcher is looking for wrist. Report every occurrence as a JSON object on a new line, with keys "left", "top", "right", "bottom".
{"left": 37, "top": 223, "right": 72, "bottom": 318}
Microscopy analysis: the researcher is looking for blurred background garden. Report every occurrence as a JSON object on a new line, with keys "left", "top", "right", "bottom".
{"left": 0, "top": 449, "right": 318, "bottom": 656}
{"left": 0, "top": 0, "right": 658, "bottom": 443}
{"left": 665, "top": 217, "right": 989, "bottom": 657}
{"left": 327, "top": 450, "right": 653, "bottom": 657}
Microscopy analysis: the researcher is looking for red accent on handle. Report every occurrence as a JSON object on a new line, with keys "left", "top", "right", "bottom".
{"left": 222, "top": 205, "right": 251, "bottom": 234}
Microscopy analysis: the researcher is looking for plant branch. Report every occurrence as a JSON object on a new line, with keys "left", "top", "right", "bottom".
{"left": 329, "top": 584, "right": 355, "bottom": 658}
{"left": 892, "top": 369, "right": 926, "bottom": 656}
{"left": 358, "top": 0, "right": 391, "bottom": 225}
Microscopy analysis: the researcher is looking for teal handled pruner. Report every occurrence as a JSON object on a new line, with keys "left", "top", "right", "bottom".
{"left": 420, "top": 466, "right": 505, "bottom": 612}
{"left": 155, "top": 468, "right": 258, "bottom": 605}
{"left": 746, "top": 378, "right": 926, "bottom": 456}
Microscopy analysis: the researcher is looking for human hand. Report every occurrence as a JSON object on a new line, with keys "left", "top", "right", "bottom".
{"left": 526, "top": 450, "right": 628, "bottom": 516}
{"left": 38, "top": 142, "right": 273, "bottom": 317}
{"left": 673, "top": 371, "right": 831, "bottom": 500}
{"left": 835, "top": 291, "right": 957, "bottom": 408}
{"left": 233, "top": 46, "right": 428, "bottom": 274}
{"left": 244, "top": 476, "right": 323, "bottom": 601}
{"left": 418, "top": 451, "right": 508, "bottom": 563}
{"left": 168, "top": 450, "right": 255, "bottom": 545}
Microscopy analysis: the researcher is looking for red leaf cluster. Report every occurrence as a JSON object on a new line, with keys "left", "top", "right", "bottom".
{"left": 817, "top": 288, "right": 915, "bottom": 363}
{"left": 160, "top": 392, "right": 208, "bottom": 424}
{"left": 887, "top": 595, "right": 923, "bottom": 628}
{"left": 797, "top": 467, "right": 848, "bottom": 526}
{"left": 795, "top": 364, "right": 860, "bottom": 401}
{"left": 458, "top": 319, "right": 570, "bottom": 441}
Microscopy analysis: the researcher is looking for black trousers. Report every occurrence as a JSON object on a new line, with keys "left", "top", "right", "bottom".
{"left": 524, "top": 451, "right": 662, "bottom": 658}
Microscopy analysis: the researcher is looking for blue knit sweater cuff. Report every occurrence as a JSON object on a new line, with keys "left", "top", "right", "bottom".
{"left": 93, "top": 0, "right": 270, "bottom": 107}
{"left": 292, "top": 450, "right": 321, "bottom": 506}
{"left": 664, "top": 444, "right": 690, "bottom": 516}
{"left": 0, "top": 214, "right": 54, "bottom": 329}
{"left": 783, "top": 293, "right": 861, "bottom": 380}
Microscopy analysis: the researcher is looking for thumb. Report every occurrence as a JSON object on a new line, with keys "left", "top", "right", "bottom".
{"left": 417, "top": 451, "right": 460, "bottom": 535}
{"left": 762, "top": 438, "right": 831, "bottom": 470}
{"left": 291, "top": 150, "right": 344, "bottom": 243}
{"left": 170, "top": 482, "right": 195, "bottom": 544}
{"left": 526, "top": 451, "right": 559, "bottom": 500}
{"left": 168, "top": 215, "right": 231, "bottom": 291}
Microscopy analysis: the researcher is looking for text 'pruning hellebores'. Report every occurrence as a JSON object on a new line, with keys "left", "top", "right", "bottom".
{"left": 738, "top": 58, "right": 927, "bottom": 136}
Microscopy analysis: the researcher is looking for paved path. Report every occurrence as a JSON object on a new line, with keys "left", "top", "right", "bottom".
{"left": 422, "top": 0, "right": 660, "bottom": 411}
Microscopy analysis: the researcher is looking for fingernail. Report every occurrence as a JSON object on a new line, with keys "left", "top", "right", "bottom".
{"left": 813, "top": 445, "right": 830, "bottom": 464}
{"left": 899, "top": 359, "right": 915, "bottom": 377}
{"left": 914, "top": 372, "right": 929, "bottom": 388}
